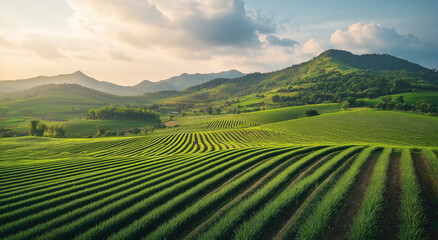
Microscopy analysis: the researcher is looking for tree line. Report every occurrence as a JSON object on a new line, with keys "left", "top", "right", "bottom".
{"left": 87, "top": 106, "right": 160, "bottom": 122}
{"left": 376, "top": 96, "right": 435, "bottom": 113}
{"left": 29, "top": 120, "right": 66, "bottom": 138}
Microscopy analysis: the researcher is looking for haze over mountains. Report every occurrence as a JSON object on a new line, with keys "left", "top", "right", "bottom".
{"left": 0, "top": 70, "right": 244, "bottom": 96}
{"left": 169, "top": 49, "right": 438, "bottom": 105}
{"left": 1, "top": 50, "right": 437, "bottom": 107}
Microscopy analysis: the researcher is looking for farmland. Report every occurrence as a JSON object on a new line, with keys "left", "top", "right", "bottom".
{"left": 1, "top": 109, "right": 438, "bottom": 240}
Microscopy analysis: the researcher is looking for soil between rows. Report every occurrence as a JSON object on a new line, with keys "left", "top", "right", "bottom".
{"left": 322, "top": 150, "right": 380, "bottom": 240}
{"left": 412, "top": 152, "right": 438, "bottom": 240}
{"left": 379, "top": 152, "right": 402, "bottom": 240}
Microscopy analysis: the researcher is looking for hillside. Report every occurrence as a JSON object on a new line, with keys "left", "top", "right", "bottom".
{"left": 0, "top": 84, "right": 166, "bottom": 130}
{"left": 0, "top": 70, "right": 244, "bottom": 96}
{"left": 167, "top": 50, "right": 438, "bottom": 107}
{"left": 0, "top": 83, "right": 160, "bottom": 107}
{"left": 260, "top": 110, "right": 438, "bottom": 146}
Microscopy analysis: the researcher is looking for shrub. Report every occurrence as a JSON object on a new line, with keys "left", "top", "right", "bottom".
{"left": 305, "top": 109, "right": 320, "bottom": 117}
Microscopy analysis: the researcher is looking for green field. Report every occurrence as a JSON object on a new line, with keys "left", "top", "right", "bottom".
{"left": 1, "top": 108, "right": 438, "bottom": 240}
{"left": 361, "top": 91, "right": 438, "bottom": 108}
{"left": 159, "top": 104, "right": 341, "bottom": 133}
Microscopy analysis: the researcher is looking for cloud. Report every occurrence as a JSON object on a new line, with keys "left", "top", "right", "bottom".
{"left": 0, "top": 36, "right": 11, "bottom": 47}
{"left": 22, "top": 34, "right": 66, "bottom": 59}
{"left": 181, "top": 1, "right": 262, "bottom": 47}
{"left": 66, "top": 0, "right": 294, "bottom": 58}
{"left": 266, "top": 35, "right": 298, "bottom": 48}
{"left": 301, "top": 38, "right": 324, "bottom": 55}
{"left": 330, "top": 22, "right": 419, "bottom": 53}
{"left": 104, "top": 49, "right": 134, "bottom": 62}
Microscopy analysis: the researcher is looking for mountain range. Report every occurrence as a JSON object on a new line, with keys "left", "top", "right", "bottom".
{"left": 0, "top": 70, "right": 244, "bottom": 96}
{"left": 166, "top": 49, "right": 438, "bottom": 106}
{"left": 1, "top": 49, "right": 437, "bottom": 109}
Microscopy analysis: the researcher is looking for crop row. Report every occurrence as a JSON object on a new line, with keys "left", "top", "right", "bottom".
{"left": 1, "top": 146, "right": 437, "bottom": 240}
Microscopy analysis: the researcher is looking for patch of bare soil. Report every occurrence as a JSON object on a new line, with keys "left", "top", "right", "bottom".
{"left": 412, "top": 152, "right": 438, "bottom": 240}
{"left": 164, "top": 121, "right": 180, "bottom": 127}
{"left": 322, "top": 152, "right": 380, "bottom": 240}
{"left": 379, "top": 152, "right": 402, "bottom": 240}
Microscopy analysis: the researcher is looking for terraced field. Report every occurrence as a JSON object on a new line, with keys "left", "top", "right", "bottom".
{"left": 1, "top": 110, "right": 438, "bottom": 240}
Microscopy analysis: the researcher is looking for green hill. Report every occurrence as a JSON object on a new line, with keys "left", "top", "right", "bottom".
{"left": 260, "top": 110, "right": 438, "bottom": 146}
{"left": 168, "top": 50, "right": 437, "bottom": 108}
{"left": 0, "top": 84, "right": 169, "bottom": 133}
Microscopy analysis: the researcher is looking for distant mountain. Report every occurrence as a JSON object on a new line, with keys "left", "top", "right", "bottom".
{"left": 0, "top": 83, "right": 186, "bottom": 121}
{"left": 0, "top": 84, "right": 179, "bottom": 120}
{"left": 133, "top": 70, "right": 244, "bottom": 94}
{"left": 0, "top": 83, "right": 143, "bottom": 105}
{"left": 170, "top": 49, "right": 438, "bottom": 105}
{"left": 0, "top": 70, "right": 244, "bottom": 96}
{"left": 0, "top": 71, "right": 134, "bottom": 95}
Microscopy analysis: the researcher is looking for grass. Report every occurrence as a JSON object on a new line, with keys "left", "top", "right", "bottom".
{"left": 423, "top": 148, "right": 438, "bottom": 180}
{"left": 399, "top": 148, "right": 426, "bottom": 239}
{"left": 260, "top": 110, "right": 438, "bottom": 146}
{"left": 64, "top": 120, "right": 156, "bottom": 137}
{"left": 361, "top": 92, "right": 438, "bottom": 108}
{"left": 348, "top": 148, "right": 392, "bottom": 239}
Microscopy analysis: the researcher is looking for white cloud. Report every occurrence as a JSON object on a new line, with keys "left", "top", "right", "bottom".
{"left": 66, "top": 0, "right": 297, "bottom": 57}
{"left": 301, "top": 38, "right": 324, "bottom": 56}
{"left": 330, "top": 22, "right": 419, "bottom": 53}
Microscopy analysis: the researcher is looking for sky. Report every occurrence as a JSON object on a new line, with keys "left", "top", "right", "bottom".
{"left": 0, "top": 0, "right": 437, "bottom": 85}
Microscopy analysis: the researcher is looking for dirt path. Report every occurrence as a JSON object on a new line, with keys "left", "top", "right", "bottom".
{"left": 379, "top": 152, "right": 402, "bottom": 240}
{"left": 185, "top": 153, "right": 306, "bottom": 239}
{"left": 412, "top": 152, "right": 438, "bottom": 240}
{"left": 322, "top": 151, "right": 380, "bottom": 240}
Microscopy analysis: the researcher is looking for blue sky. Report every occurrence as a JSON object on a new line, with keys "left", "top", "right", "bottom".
{"left": 0, "top": 0, "right": 436, "bottom": 85}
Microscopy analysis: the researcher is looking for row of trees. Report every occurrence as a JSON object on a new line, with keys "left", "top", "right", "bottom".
{"left": 0, "top": 126, "right": 15, "bottom": 138}
{"left": 87, "top": 106, "right": 160, "bottom": 122}
{"left": 376, "top": 96, "right": 435, "bottom": 113}
{"left": 94, "top": 124, "right": 166, "bottom": 137}
{"left": 29, "top": 120, "right": 66, "bottom": 137}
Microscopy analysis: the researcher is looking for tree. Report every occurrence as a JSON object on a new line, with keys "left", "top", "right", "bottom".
{"left": 415, "top": 100, "right": 433, "bottom": 113}
{"left": 44, "top": 124, "right": 66, "bottom": 138}
{"left": 29, "top": 120, "right": 39, "bottom": 136}
{"left": 29, "top": 120, "right": 46, "bottom": 137}
{"left": 344, "top": 97, "right": 356, "bottom": 107}
{"left": 376, "top": 96, "right": 394, "bottom": 110}
{"left": 342, "top": 100, "right": 350, "bottom": 110}
{"left": 86, "top": 106, "right": 160, "bottom": 122}
{"left": 305, "top": 110, "right": 319, "bottom": 117}
{"left": 215, "top": 107, "right": 222, "bottom": 114}
{"left": 272, "top": 95, "right": 280, "bottom": 103}
{"left": 96, "top": 125, "right": 110, "bottom": 137}
{"left": 206, "top": 106, "right": 213, "bottom": 114}
{"left": 0, "top": 126, "right": 15, "bottom": 138}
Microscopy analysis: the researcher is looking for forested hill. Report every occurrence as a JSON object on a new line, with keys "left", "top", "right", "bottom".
{"left": 175, "top": 49, "right": 438, "bottom": 105}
